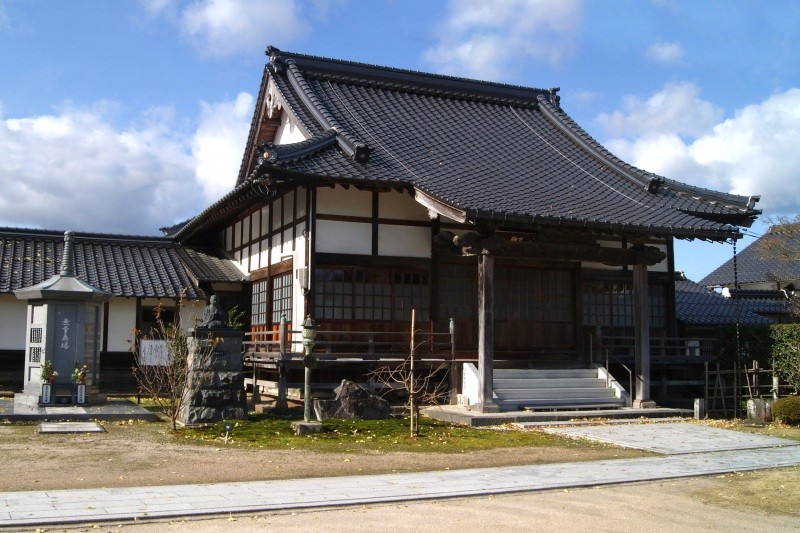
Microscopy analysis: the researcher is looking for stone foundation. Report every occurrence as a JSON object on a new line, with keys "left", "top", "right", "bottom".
{"left": 179, "top": 329, "right": 247, "bottom": 426}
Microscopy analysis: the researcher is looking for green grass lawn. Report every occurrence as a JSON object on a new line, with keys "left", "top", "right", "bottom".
{"left": 179, "top": 413, "right": 594, "bottom": 453}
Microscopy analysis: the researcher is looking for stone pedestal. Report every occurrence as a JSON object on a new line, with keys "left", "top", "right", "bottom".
{"left": 747, "top": 398, "right": 768, "bottom": 424}
{"left": 179, "top": 329, "right": 247, "bottom": 426}
{"left": 694, "top": 398, "right": 706, "bottom": 420}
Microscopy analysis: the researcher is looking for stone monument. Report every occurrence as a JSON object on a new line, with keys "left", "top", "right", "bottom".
{"left": 179, "top": 296, "right": 247, "bottom": 425}
{"left": 13, "top": 231, "right": 113, "bottom": 409}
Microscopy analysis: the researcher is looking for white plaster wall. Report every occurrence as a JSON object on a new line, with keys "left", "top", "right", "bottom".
{"left": 380, "top": 191, "right": 430, "bottom": 221}
{"left": 107, "top": 298, "right": 137, "bottom": 352}
{"left": 316, "top": 220, "right": 372, "bottom": 255}
{"left": 649, "top": 244, "right": 669, "bottom": 273}
{"left": 0, "top": 295, "right": 27, "bottom": 350}
{"left": 378, "top": 225, "right": 431, "bottom": 258}
{"left": 317, "top": 187, "right": 372, "bottom": 217}
{"left": 274, "top": 112, "right": 308, "bottom": 145}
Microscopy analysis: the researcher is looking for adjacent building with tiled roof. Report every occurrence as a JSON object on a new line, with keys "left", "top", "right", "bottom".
{"left": 0, "top": 228, "right": 242, "bottom": 378}
{"left": 675, "top": 276, "right": 773, "bottom": 326}
{"left": 700, "top": 224, "right": 798, "bottom": 323}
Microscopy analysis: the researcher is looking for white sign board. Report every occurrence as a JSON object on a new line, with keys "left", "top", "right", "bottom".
{"left": 139, "top": 340, "right": 172, "bottom": 366}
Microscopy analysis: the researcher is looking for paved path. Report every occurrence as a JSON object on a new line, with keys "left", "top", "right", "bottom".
{"left": 2, "top": 424, "right": 799, "bottom": 528}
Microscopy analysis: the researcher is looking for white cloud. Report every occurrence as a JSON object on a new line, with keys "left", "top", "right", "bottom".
{"left": 597, "top": 82, "right": 722, "bottom": 138}
{"left": 192, "top": 92, "right": 254, "bottom": 202}
{"left": 0, "top": 94, "right": 254, "bottom": 235}
{"left": 646, "top": 41, "right": 684, "bottom": 63}
{"left": 599, "top": 85, "right": 800, "bottom": 213}
{"left": 178, "top": 0, "right": 309, "bottom": 58}
{"left": 423, "top": 0, "right": 582, "bottom": 80}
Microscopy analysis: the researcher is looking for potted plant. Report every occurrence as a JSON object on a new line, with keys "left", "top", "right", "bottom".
{"left": 72, "top": 361, "right": 88, "bottom": 404}
{"left": 40, "top": 360, "right": 57, "bottom": 404}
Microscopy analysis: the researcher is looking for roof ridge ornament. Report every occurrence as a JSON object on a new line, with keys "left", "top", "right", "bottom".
{"left": 549, "top": 87, "right": 561, "bottom": 108}
{"left": 60, "top": 231, "right": 76, "bottom": 277}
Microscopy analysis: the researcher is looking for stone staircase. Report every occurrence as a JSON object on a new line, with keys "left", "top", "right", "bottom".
{"left": 493, "top": 367, "right": 629, "bottom": 411}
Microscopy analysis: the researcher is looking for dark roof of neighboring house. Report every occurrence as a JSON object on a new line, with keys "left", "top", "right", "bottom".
{"left": 701, "top": 226, "right": 800, "bottom": 287}
{"left": 176, "top": 47, "right": 760, "bottom": 242}
{"left": 0, "top": 228, "right": 243, "bottom": 299}
{"left": 675, "top": 278, "right": 773, "bottom": 325}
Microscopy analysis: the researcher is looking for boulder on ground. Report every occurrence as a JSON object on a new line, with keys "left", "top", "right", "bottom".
{"left": 314, "top": 379, "right": 390, "bottom": 420}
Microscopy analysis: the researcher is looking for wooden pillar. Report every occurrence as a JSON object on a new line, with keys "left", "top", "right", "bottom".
{"left": 476, "top": 252, "right": 499, "bottom": 413}
{"left": 633, "top": 263, "right": 655, "bottom": 408}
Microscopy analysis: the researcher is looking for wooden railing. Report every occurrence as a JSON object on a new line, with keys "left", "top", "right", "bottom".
{"left": 243, "top": 323, "right": 456, "bottom": 363}
{"left": 597, "top": 335, "right": 716, "bottom": 363}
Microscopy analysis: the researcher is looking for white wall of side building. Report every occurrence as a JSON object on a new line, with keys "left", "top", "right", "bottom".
{"left": 0, "top": 294, "right": 27, "bottom": 351}
{"left": 106, "top": 298, "right": 137, "bottom": 352}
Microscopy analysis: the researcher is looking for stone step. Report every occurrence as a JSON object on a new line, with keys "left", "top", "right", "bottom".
{"left": 494, "top": 387, "right": 618, "bottom": 400}
{"left": 494, "top": 378, "right": 607, "bottom": 389}
{"left": 499, "top": 397, "right": 627, "bottom": 410}
{"left": 493, "top": 368, "right": 598, "bottom": 379}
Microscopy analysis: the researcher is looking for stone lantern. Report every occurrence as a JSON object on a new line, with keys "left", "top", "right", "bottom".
{"left": 13, "top": 231, "right": 113, "bottom": 406}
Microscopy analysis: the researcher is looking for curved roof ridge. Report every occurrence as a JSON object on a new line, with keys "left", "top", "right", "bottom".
{"left": 537, "top": 96, "right": 760, "bottom": 215}
{"left": 281, "top": 58, "right": 370, "bottom": 163}
{"left": 0, "top": 226, "right": 171, "bottom": 243}
{"left": 267, "top": 46, "right": 551, "bottom": 103}
{"left": 305, "top": 70, "right": 543, "bottom": 109}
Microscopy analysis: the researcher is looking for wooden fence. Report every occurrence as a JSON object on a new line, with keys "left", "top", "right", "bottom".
{"left": 704, "top": 360, "right": 786, "bottom": 419}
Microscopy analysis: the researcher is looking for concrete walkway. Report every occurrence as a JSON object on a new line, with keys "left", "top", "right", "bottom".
{"left": 2, "top": 423, "right": 799, "bottom": 528}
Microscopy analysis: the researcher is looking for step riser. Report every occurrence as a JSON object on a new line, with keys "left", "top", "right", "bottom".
{"left": 495, "top": 389, "right": 618, "bottom": 400}
{"left": 494, "top": 378, "right": 607, "bottom": 388}
{"left": 493, "top": 369, "right": 599, "bottom": 379}
{"left": 498, "top": 399, "right": 627, "bottom": 409}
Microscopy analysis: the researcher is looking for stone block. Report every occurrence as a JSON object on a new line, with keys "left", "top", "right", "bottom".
{"left": 314, "top": 379, "right": 390, "bottom": 420}
{"left": 291, "top": 421, "right": 323, "bottom": 435}
{"left": 694, "top": 398, "right": 706, "bottom": 420}
{"left": 747, "top": 398, "right": 767, "bottom": 424}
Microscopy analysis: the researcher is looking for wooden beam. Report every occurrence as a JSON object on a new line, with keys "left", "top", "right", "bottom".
{"left": 476, "top": 252, "right": 499, "bottom": 413}
{"left": 633, "top": 263, "right": 654, "bottom": 407}
{"left": 435, "top": 231, "right": 666, "bottom": 266}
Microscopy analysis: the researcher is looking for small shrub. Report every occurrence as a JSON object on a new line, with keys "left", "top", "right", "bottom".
{"left": 772, "top": 396, "right": 800, "bottom": 425}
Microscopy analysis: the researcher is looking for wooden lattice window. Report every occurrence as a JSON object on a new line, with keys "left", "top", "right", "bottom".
{"left": 271, "top": 271, "right": 293, "bottom": 323}
{"left": 496, "top": 268, "right": 573, "bottom": 322}
{"left": 437, "top": 263, "right": 477, "bottom": 320}
{"left": 582, "top": 281, "right": 667, "bottom": 329}
{"left": 251, "top": 279, "right": 270, "bottom": 326}
{"left": 314, "top": 267, "right": 429, "bottom": 321}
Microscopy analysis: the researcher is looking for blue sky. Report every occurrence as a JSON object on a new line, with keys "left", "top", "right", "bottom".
{"left": 1, "top": 0, "right": 799, "bottom": 281}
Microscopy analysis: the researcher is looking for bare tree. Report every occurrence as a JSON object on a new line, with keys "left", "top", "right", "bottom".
{"left": 756, "top": 214, "right": 800, "bottom": 263}
{"left": 130, "top": 295, "right": 218, "bottom": 431}
{"left": 368, "top": 310, "right": 449, "bottom": 437}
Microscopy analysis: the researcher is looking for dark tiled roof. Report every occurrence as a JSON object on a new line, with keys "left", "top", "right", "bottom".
{"left": 177, "top": 247, "right": 245, "bottom": 284}
{"left": 675, "top": 279, "right": 773, "bottom": 325}
{"left": 701, "top": 227, "right": 800, "bottom": 286}
{"left": 177, "top": 47, "right": 761, "bottom": 243}
{"left": 0, "top": 228, "right": 242, "bottom": 298}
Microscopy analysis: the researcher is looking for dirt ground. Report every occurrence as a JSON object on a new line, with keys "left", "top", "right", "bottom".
{"left": 2, "top": 419, "right": 799, "bottom": 532}
{"left": 0, "top": 420, "right": 646, "bottom": 492}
